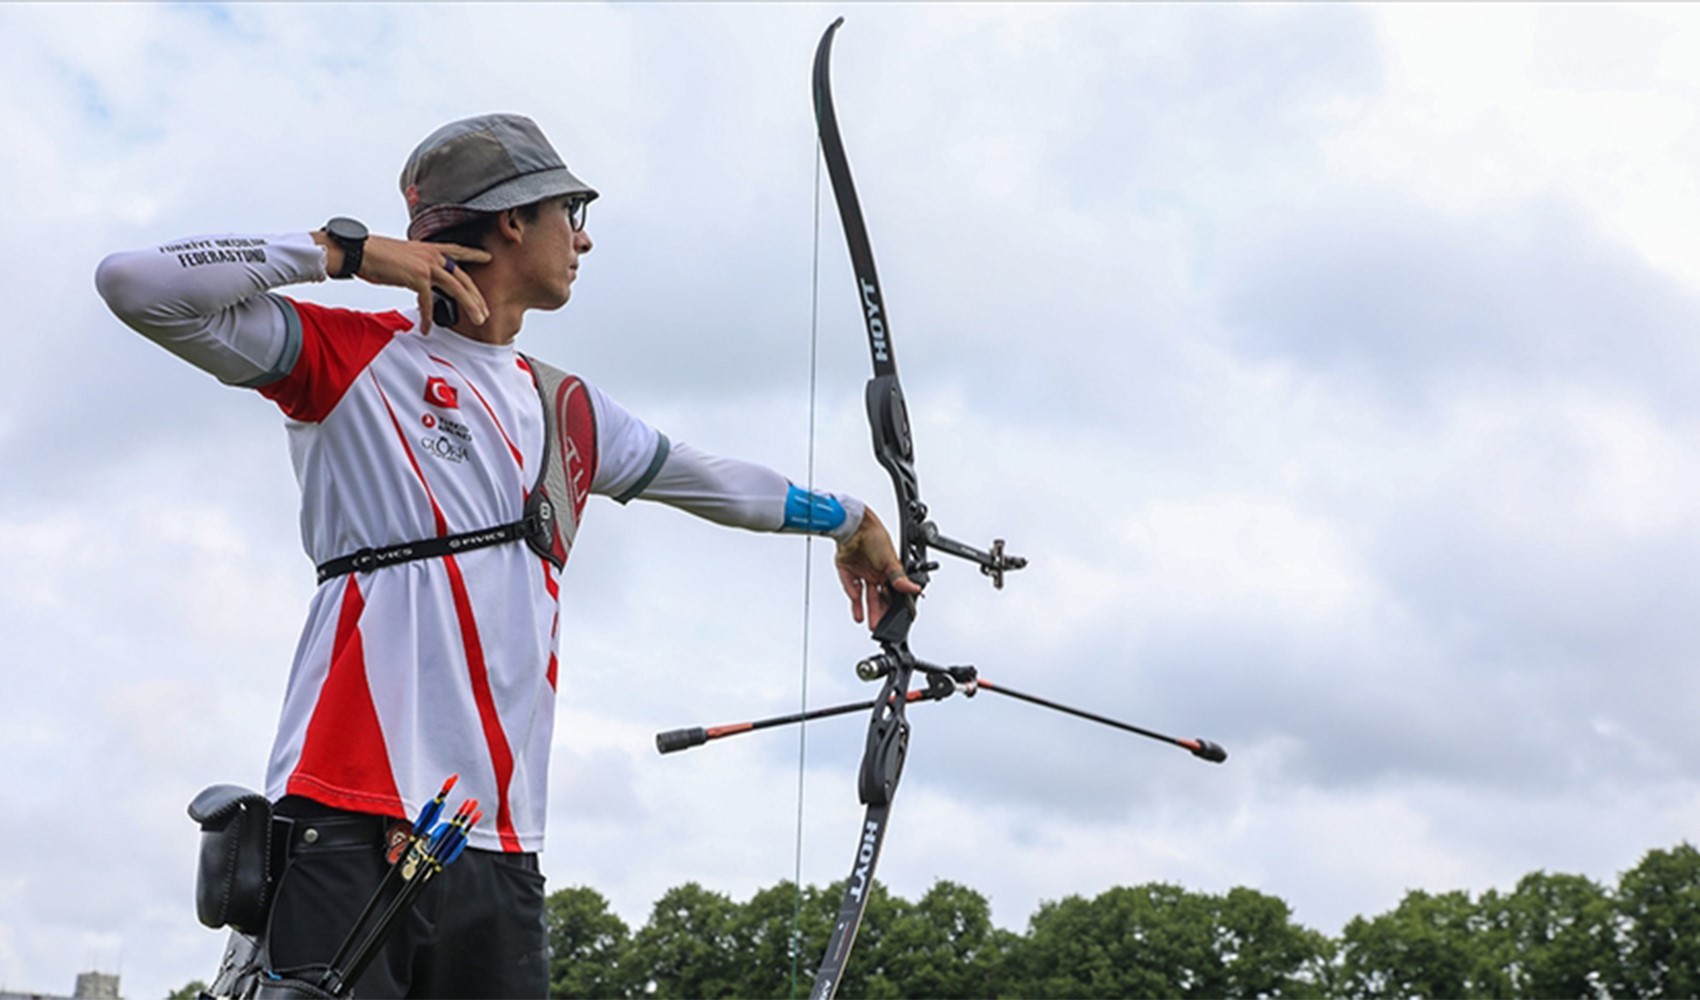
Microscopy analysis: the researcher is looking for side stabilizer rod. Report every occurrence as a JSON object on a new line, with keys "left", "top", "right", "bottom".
{"left": 972, "top": 679, "right": 1227, "bottom": 763}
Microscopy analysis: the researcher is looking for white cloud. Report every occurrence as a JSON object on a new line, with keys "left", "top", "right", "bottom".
{"left": 1331, "top": 5, "right": 1700, "bottom": 288}
{"left": 6, "top": 4, "right": 1700, "bottom": 997}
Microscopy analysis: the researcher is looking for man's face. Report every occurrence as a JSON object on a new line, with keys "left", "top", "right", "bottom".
{"left": 522, "top": 195, "right": 593, "bottom": 310}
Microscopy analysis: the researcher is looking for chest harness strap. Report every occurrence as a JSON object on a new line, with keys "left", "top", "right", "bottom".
{"left": 315, "top": 355, "right": 615, "bottom": 583}
{"left": 315, "top": 518, "right": 543, "bottom": 583}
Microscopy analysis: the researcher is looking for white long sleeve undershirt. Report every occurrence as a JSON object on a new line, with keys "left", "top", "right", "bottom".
{"left": 95, "top": 232, "right": 864, "bottom": 541}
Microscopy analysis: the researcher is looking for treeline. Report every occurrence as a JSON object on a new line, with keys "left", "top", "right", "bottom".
{"left": 547, "top": 842, "right": 1700, "bottom": 999}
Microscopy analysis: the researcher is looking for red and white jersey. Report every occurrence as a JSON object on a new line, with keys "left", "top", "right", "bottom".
{"left": 95, "top": 231, "right": 865, "bottom": 855}
{"left": 260, "top": 300, "right": 665, "bottom": 852}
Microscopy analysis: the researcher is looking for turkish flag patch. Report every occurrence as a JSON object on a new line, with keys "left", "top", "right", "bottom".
{"left": 424, "top": 377, "right": 460, "bottom": 409}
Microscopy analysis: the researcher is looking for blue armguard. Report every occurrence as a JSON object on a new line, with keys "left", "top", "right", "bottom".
{"left": 782, "top": 484, "right": 847, "bottom": 534}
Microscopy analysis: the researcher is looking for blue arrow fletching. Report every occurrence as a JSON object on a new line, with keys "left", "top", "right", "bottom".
{"left": 442, "top": 830, "right": 470, "bottom": 866}
{"left": 413, "top": 775, "right": 457, "bottom": 835}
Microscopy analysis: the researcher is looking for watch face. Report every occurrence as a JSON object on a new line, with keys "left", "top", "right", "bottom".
{"left": 327, "top": 217, "right": 368, "bottom": 242}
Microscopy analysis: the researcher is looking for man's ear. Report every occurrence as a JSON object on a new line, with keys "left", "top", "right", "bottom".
{"left": 494, "top": 207, "right": 527, "bottom": 245}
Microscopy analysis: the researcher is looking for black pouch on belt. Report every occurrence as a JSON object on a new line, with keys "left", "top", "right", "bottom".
{"left": 188, "top": 783, "right": 279, "bottom": 935}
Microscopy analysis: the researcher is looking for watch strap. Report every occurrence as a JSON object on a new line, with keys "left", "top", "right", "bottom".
{"left": 324, "top": 217, "right": 367, "bottom": 280}
{"left": 333, "top": 238, "right": 363, "bottom": 280}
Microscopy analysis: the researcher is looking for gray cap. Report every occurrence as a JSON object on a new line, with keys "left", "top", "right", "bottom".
{"left": 400, "top": 113, "right": 598, "bottom": 241}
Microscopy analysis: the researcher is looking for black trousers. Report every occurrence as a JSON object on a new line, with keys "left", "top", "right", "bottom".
{"left": 264, "top": 796, "right": 549, "bottom": 999}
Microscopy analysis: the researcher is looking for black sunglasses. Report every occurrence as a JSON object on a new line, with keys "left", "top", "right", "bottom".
{"left": 566, "top": 196, "right": 590, "bottom": 233}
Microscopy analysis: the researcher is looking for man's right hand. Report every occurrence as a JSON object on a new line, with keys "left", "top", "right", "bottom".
{"left": 313, "top": 231, "right": 491, "bottom": 331}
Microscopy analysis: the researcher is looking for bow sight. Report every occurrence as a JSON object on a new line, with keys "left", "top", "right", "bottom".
{"left": 868, "top": 371, "right": 1028, "bottom": 591}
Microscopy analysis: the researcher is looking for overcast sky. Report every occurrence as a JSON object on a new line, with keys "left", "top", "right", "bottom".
{"left": 6, "top": 3, "right": 1700, "bottom": 997}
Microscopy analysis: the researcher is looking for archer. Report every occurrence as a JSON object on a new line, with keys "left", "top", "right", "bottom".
{"left": 96, "top": 112, "right": 919, "bottom": 997}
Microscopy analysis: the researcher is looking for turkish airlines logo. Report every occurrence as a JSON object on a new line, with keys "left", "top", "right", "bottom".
{"left": 424, "top": 377, "right": 460, "bottom": 409}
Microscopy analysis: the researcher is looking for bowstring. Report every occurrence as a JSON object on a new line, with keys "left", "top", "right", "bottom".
{"left": 791, "top": 136, "right": 825, "bottom": 999}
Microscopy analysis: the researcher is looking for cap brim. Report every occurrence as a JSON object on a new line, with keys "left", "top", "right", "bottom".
{"left": 408, "top": 167, "right": 599, "bottom": 242}
{"left": 463, "top": 165, "right": 597, "bottom": 213}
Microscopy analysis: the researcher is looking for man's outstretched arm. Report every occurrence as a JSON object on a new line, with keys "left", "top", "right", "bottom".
{"left": 597, "top": 421, "right": 917, "bottom": 627}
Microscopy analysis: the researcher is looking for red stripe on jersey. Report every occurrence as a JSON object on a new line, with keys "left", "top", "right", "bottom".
{"left": 375, "top": 382, "right": 449, "bottom": 538}
{"left": 430, "top": 354, "right": 526, "bottom": 469}
{"left": 287, "top": 579, "right": 405, "bottom": 816}
{"left": 441, "top": 552, "right": 524, "bottom": 852}
{"left": 546, "top": 606, "right": 560, "bottom": 691}
{"left": 262, "top": 300, "right": 413, "bottom": 423}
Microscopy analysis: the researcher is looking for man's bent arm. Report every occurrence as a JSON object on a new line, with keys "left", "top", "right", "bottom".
{"left": 95, "top": 230, "right": 490, "bottom": 385}
{"left": 94, "top": 232, "right": 329, "bottom": 386}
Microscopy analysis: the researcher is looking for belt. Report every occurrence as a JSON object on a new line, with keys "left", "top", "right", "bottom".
{"left": 284, "top": 812, "right": 392, "bottom": 855}
{"left": 273, "top": 798, "right": 540, "bottom": 869}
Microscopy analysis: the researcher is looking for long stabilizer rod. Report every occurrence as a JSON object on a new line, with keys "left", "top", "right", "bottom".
{"left": 655, "top": 686, "right": 951, "bottom": 754}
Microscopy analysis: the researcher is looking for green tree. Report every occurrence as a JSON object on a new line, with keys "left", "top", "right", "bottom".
{"left": 547, "top": 884, "right": 637, "bottom": 999}
{"left": 509, "top": 849, "right": 1700, "bottom": 999}
{"left": 1003, "top": 882, "right": 1330, "bottom": 998}
{"left": 1336, "top": 888, "right": 1500, "bottom": 998}
{"left": 628, "top": 881, "right": 744, "bottom": 998}
{"left": 1213, "top": 886, "right": 1334, "bottom": 998}
{"left": 827, "top": 879, "right": 910, "bottom": 1000}
{"left": 720, "top": 879, "right": 839, "bottom": 999}
{"left": 1006, "top": 883, "right": 1228, "bottom": 998}
{"left": 1473, "top": 871, "right": 1617, "bottom": 998}
{"left": 852, "top": 879, "right": 1014, "bottom": 999}
{"left": 167, "top": 981, "right": 208, "bottom": 1000}
{"left": 1614, "top": 842, "right": 1700, "bottom": 998}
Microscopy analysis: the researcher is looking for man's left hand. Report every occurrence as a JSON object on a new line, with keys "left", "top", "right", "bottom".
{"left": 834, "top": 507, "right": 924, "bottom": 628}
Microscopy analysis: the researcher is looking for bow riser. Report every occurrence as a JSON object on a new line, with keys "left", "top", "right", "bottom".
{"left": 865, "top": 375, "right": 927, "bottom": 578}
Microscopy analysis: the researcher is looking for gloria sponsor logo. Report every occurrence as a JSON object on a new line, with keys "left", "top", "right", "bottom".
{"left": 418, "top": 412, "right": 473, "bottom": 464}
{"left": 420, "top": 433, "right": 469, "bottom": 463}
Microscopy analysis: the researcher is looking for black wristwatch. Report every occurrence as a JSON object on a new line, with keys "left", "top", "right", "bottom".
{"left": 323, "top": 217, "right": 368, "bottom": 279}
